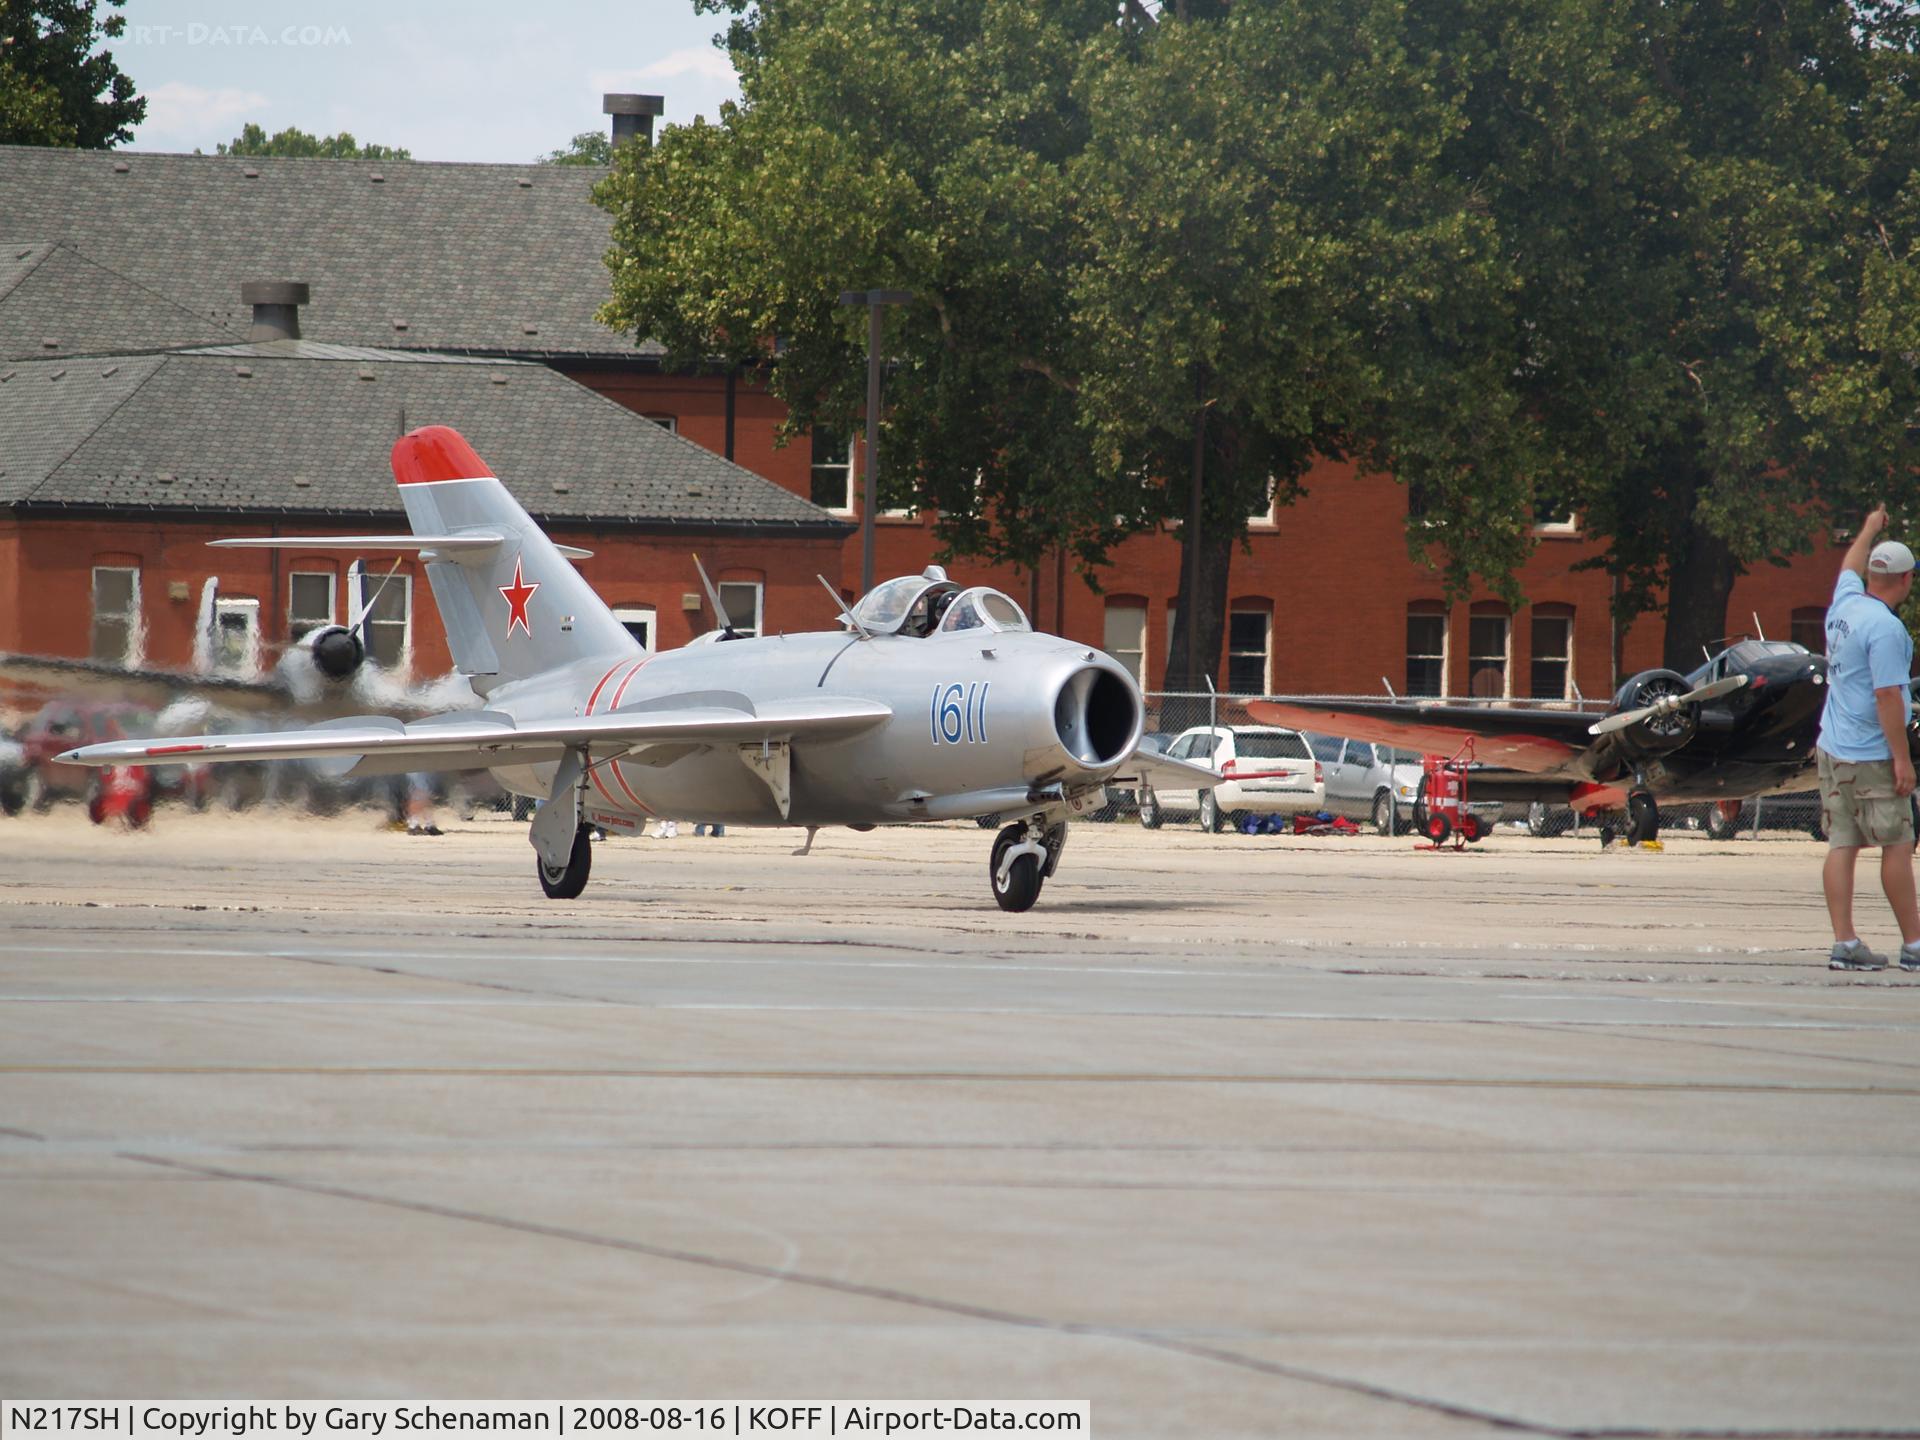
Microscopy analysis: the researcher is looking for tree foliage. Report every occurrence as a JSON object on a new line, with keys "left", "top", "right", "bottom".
{"left": 214, "top": 122, "right": 411, "bottom": 160}
{"left": 539, "top": 130, "right": 615, "bottom": 166}
{"left": 597, "top": 0, "right": 1920, "bottom": 682}
{"left": 0, "top": 0, "right": 143, "bottom": 147}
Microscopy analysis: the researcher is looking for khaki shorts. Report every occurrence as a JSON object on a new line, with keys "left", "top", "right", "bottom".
{"left": 1817, "top": 749, "right": 1916, "bottom": 849}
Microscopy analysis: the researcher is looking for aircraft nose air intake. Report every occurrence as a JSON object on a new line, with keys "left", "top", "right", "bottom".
{"left": 1054, "top": 665, "right": 1139, "bottom": 767}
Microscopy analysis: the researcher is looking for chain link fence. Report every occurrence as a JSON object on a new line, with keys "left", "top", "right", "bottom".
{"left": 1089, "top": 688, "right": 1825, "bottom": 838}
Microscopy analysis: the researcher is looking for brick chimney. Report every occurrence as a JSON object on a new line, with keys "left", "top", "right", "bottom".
{"left": 603, "top": 93, "right": 664, "bottom": 147}
{"left": 241, "top": 281, "right": 310, "bottom": 342}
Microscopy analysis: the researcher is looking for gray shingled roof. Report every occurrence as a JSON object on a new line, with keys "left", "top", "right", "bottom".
{"left": 0, "top": 345, "right": 844, "bottom": 532}
{"left": 0, "top": 146, "right": 657, "bottom": 360}
{"left": 0, "top": 240, "right": 242, "bottom": 361}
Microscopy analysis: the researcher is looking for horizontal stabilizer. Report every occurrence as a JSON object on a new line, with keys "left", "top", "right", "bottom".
{"left": 57, "top": 697, "right": 893, "bottom": 769}
{"left": 209, "top": 534, "right": 593, "bottom": 560}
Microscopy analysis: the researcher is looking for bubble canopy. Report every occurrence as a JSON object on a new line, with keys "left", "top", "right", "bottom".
{"left": 845, "top": 568, "right": 1032, "bottom": 638}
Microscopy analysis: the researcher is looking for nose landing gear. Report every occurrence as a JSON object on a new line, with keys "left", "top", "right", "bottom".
{"left": 990, "top": 817, "right": 1067, "bottom": 912}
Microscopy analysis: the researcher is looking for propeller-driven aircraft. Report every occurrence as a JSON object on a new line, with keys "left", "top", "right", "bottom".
{"left": 1250, "top": 641, "right": 1832, "bottom": 844}
{"left": 57, "top": 425, "right": 1212, "bottom": 910}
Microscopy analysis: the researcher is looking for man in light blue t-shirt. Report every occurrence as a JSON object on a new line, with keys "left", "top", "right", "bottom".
{"left": 1816, "top": 504, "right": 1919, "bottom": 971}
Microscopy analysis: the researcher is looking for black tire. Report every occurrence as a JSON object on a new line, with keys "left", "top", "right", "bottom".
{"left": 1627, "top": 792, "right": 1659, "bottom": 845}
{"left": 1372, "top": 790, "right": 1398, "bottom": 836}
{"left": 537, "top": 825, "right": 593, "bottom": 900}
{"left": 1526, "top": 802, "right": 1554, "bottom": 838}
{"left": 1599, "top": 820, "right": 1619, "bottom": 847}
{"left": 990, "top": 824, "right": 1043, "bottom": 912}
{"left": 0, "top": 784, "right": 24, "bottom": 818}
{"left": 1461, "top": 813, "right": 1484, "bottom": 843}
{"left": 1138, "top": 789, "right": 1162, "bottom": 829}
{"left": 1706, "top": 803, "right": 1741, "bottom": 841}
{"left": 1411, "top": 797, "right": 1429, "bottom": 834}
{"left": 1199, "top": 790, "right": 1225, "bottom": 833}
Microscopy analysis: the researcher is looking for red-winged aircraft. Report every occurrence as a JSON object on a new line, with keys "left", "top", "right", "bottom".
{"left": 1250, "top": 645, "right": 1831, "bottom": 844}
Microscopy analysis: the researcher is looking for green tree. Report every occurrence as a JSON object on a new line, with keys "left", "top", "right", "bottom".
{"left": 539, "top": 130, "right": 614, "bottom": 166}
{"left": 214, "top": 122, "right": 411, "bottom": 160}
{"left": 1406, "top": 0, "right": 1920, "bottom": 670}
{"left": 0, "top": 0, "right": 143, "bottom": 147}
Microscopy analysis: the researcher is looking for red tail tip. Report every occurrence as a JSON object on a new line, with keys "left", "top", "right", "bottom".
{"left": 391, "top": 425, "right": 492, "bottom": 486}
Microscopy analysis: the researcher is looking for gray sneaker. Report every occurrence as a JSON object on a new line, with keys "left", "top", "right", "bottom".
{"left": 1899, "top": 941, "right": 1920, "bottom": 973}
{"left": 1830, "top": 939, "right": 1888, "bottom": 971}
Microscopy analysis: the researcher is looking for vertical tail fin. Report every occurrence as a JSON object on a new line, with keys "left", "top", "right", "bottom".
{"left": 391, "top": 426, "right": 637, "bottom": 690}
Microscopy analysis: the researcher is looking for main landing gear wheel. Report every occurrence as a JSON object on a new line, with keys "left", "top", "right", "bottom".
{"left": 1627, "top": 791, "right": 1660, "bottom": 845}
{"left": 990, "top": 823, "right": 1044, "bottom": 913}
{"left": 1199, "top": 789, "right": 1226, "bottom": 833}
{"left": 537, "top": 823, "right": 593, "bottom": 900}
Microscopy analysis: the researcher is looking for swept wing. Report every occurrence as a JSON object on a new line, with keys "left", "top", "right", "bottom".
{"left": 58, "top": 696, "right": 893, "bottom": 773}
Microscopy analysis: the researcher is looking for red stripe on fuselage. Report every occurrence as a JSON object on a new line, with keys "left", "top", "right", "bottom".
{"left": 582, "top": 660, "right": 631, "bottom": 808}
{"left": 607, "top": 658, "right": 655, "bottom": 813}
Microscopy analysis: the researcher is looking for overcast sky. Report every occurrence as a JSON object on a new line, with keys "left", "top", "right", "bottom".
{"left": 117, "top": 0, "right": 744, "bottom": 162}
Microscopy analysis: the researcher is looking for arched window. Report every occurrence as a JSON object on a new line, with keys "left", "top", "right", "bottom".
{"left": 1530, "top": 603, "right": 1575, "bottom": 700}
{"left": 1103, "top": 597, "right": 1147, "bottom": 687}
{"left": 1468, "top": 602, "right": 1511, "bottom": 698}
{"left": 1227, "top": 599, "right": 1272, "bottom": 695}
{"left": 1406, "top": 603, "right": 1447, "bottom": 697}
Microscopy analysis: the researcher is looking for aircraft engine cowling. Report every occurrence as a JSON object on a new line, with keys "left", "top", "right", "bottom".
{"left": 307, "top": 625, "right": 366, "bottom": 681}
{"left": 1604, "top": 667, "right": 1697, "bottom": 756}
{"left": 1053, "top": 664, "right": 1142, "bottom": 772}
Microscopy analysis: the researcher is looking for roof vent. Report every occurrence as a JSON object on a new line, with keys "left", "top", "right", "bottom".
{"left": 111, "top": 159, "right": 129, "bottom": 173}
{"left": 370, "top": 171, "right": 386, "bottom": 183}
{"left": 603, "top": 93, "right": 664, "bottom": 148}
{"left": 242, "top": 281, "right": 309, "bottom": 342}
{"left": 243, "top": 167, "right": 259, "bottom": 179}
{"left": 40, "top": 337, "right": 57, "bottom": 349}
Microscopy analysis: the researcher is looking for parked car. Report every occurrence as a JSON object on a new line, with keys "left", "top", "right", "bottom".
{"left": 1139, "top": 725, "right": 1325, "bottom": 832}
{"left": 1306, "top": 733, "right": 1405, "bottom": 834}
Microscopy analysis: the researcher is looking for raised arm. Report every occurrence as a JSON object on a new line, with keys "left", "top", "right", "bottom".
{"left": 1843, "top": 504, "right": 1889, "bottom": 579}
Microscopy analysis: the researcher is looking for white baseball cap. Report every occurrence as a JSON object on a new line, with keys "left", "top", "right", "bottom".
{"left": 1869, "top": 540, "right": 1916, "bottom": 575}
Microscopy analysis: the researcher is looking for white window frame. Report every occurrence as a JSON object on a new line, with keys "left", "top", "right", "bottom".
{"left": 641, "top": 414, "right": 677, "bottom": 434}
{"left": 1104, "top": 601, "right": 1147, "bottom": 688}
{"left": 356, "top": 568, "right": 412, "bottom": 674}
{"left": 1406, "top": 605, "right": 1448, "bottom": 698}
{"left": 613, "top": 604, "right": 657, "bottom": 651}
{"left": 719, "top": 581, "right": 762, "bottom": 640}
{"left": 1468, "top": 611, "right": 1512, "bottom": 699}
{"left": 810, "top": 428, "right": 855, "bottom": 515}
{"left": 1227, "top": 607, "right": 1272, "bottom": 696}
{"left": 1532, "top": 510, "right": 1581, "bottom": 537}
{"left": 1529, "top": 610, "right": 1574, "bottom": 701}
{"left": 212, "top": 597, "right": 262, "bottom": 676}
{"left": 1248, "top": 475, "right": 1276, "bottom": 528}
{"left": 90, "top": 564, "right": 141, "bottom": 665}
{"left": 287, "top": 570, "right": 336, "bottom": 642}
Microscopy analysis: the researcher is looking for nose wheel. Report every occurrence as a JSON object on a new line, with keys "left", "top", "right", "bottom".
{"left": 990, "top": 819, "right": 1066, "bottom": 912}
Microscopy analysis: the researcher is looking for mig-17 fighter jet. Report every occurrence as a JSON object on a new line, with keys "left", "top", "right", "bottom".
{"left": 58, "top": 425, "right": 1213, "bottom": 910}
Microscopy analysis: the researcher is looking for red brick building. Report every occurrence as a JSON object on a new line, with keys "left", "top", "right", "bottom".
{"left": 0, "top": 129, "right": 1844, "bottom": 699}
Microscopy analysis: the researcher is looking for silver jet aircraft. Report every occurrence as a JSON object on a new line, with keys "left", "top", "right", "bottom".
{"left": 60, "top": 425, "right": 1211, "bottom": 911}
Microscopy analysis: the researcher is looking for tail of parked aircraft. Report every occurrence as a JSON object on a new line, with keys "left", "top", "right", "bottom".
{"left": 210, "top": 425, "right": 640, "bottom": 694}
{"left": 389, "top": 426, "right": 637, "bottom": 687}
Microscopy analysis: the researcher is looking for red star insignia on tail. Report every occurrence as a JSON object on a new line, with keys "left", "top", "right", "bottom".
{"left": 499, "top": 556, "right": 539, "bottom": 637}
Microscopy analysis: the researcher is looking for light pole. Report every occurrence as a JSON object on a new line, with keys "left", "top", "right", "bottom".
{"left": 838, "top": 288, "right": 912, "bottom": 595}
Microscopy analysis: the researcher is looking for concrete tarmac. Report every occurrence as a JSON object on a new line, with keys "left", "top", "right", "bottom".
{"left": 1, "top": 809, "right": 1916, "bottom": 1438}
